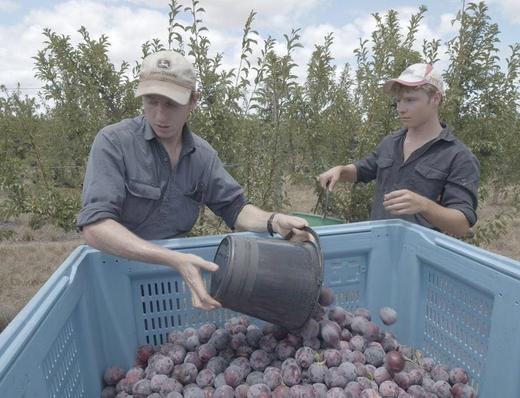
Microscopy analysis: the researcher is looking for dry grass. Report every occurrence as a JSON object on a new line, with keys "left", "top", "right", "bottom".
{"left": 0, "top": 240, "right": 84, "bottom": 332}
{"left": 0, "top": 184, "right": 519, "bottom": 333}
{"left": 477, "top": 192, "right": 520, "bottom": 261}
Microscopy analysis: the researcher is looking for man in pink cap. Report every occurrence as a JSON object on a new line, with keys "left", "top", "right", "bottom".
{"left": 319, "top": 63, "right": 480, "bottom": 237}
{"left": 78, "top": 50, "right": 310, "bottom": 310}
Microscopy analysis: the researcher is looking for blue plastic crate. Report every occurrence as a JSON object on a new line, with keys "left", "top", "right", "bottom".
{"left": 1, "top": 220, "right": 520, "bottom": 397}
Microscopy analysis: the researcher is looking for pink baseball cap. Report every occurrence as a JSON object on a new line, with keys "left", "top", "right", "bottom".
{"left": 384, "top": 63, "right": 444, "bottom": 95}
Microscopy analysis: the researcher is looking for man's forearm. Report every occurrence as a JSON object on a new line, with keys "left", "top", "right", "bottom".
{"left": 234, "top": 204, "right": 271, "bottom": 232}
{"left": 421, "top": 201, "right": 470, "bottom": 237}
{"left": 340, "top": 164, "right": 358, "bottom": 183}
{"left": 82, "top": 219, "right": 180, "bottom": 266}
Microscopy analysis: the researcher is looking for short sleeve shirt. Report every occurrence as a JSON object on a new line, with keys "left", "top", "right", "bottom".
{"left": 77, "top": 116, "right": 248, "bottom": 240}
{"left": 354, "top": 125, "right": 480, "bottom": 228}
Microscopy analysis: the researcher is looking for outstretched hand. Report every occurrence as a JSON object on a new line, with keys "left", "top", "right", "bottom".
{"left": 174, "top": 253, "right": 222, "bottom": 311}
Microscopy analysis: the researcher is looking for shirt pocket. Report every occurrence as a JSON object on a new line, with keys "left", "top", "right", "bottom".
{"left": 376, "top": 157, "right": 394, "bottom": 190}
{"left": 411, "top": 163, "right": 448, "bottom": 201}
{"left": 122, "top": 180, "right": 162, "bottom": 226}
{"left": 167, "top": 183, "right": 204, "bottom": 234}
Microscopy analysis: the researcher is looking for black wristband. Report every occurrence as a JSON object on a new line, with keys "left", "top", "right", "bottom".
{"left": 267, "top": 213, "right": 277, "bottom": 236}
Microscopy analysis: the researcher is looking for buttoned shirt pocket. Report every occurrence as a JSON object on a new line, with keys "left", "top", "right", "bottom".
{"left": 376, "top": 157, "right": 394, "bottom": 191}
{"left": 166, "top": 183, "right": 204, "bottom": 234}
{"left": 411, "top": 163, "right": 448, "bottom": 201}
{"left": 122, "top": 180, "right": 162, "bottom": 226}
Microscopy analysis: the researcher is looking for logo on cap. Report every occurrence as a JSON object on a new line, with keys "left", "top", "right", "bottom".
{"left": 157, "top": 59, "right": 170, "bottom": 69}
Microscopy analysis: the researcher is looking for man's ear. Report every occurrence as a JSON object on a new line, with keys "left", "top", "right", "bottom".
{"left": 189, "top": 91, "right": 200, "bottom": 111}
{"left": 432, "top": 91, "right": 442, "bottom": 107}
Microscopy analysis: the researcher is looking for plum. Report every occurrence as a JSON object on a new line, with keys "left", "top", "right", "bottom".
{"left": 207, "top": 356, "right": 228, "bottom": 374}
{"left": 246, "top": 327, "right": 264, "bottom": 348}
{"left": 379, "top": 380, "right": 400, "bottom": 397}
{"left": 198, "top": 323, "right": 217, "bottom": 343}
{"left": 173, "top": 362, "right": 198, "bottom": 385}
{"left": 364, "top": 343, "right": 385, "bottom": 367}
{"left": 131, "top": 378, "right": 151, "bottom": 397}
{"left": 308, "top": 362, "right": 327, "bottom": 383}
{"left": 374, "top": 366, "right": 391, "bottom": 384}
{"left": 384, "top": 350, "right": 405, "bottom": 373}
{"left": 449, "top": 368, "right": 469, "bottom": 385}
{"left": 263, "top": 366, "right": 283, "bottom": 389}
{"left": 250, "top": 349, "right": 272, "bottom": 371}
{"left": 224, "top": 365, "right": 243, "bottom": 388}
{"left": 213, "top": 384, "right": 235, "bottom": 397}
{"left": 319, "top": 287, "right": 336, "bottom": 306}
{"left": 324, "top": 349, "right": 342, "bottom": 367}
{"left": 101, "top": 386, "right": 116, "bottom": 398}
{"left": 320, "top": 320, "right": 341, "bottom": 348}
{"left": 196, "top": 369, "right": 216, "bottom": 388}
{"left": 247, "top": 383, "right": 271, "bottom": 397}
{"left": 104, "top": 366, "right": 125, "bottom": 386}
{"left": 451, "top": 383, "right": 477, "bottom": 398}
{"left": 281, "top": 361, "right": 302, "bottom": 386}
{"left": 246, "top": 370, "right": 265, "bottom": 386}
{"left": 324, "top": 367, "right": 347, "bottom": 389}
{"left": 235, "top": 384, "right": 250, "bottom": 398}
{"left": 338, "top": 361, "right": 357, "bottom": 382}
{"left": 275, "top": 340, "right": 296, "bottom": 361}
{"left": 379, "top": 307, "right": 397, "bottom": 326}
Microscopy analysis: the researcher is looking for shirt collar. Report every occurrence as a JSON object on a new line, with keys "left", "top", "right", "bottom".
{"left": 393, "top": 122, "right": 456, "bottom": 142}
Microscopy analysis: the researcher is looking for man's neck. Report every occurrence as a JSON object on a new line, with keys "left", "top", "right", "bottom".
{"left": 406, "top": 118, "right": 444, "bottom": 143}
{"left": 159, "top": 132, "right": 184, "bottom": 168}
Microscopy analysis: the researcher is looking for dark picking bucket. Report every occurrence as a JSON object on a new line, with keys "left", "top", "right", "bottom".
{"left": 209, "top": 226, "right": 323, "bottom": 330}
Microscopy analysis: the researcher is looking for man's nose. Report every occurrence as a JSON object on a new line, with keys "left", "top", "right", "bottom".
{"left": 156, "top": 103, "right": 169, "bottom": 117}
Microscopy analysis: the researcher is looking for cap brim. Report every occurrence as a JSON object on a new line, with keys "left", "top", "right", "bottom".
{"left": 383, "top": 78, "right": 427, "bottom": 93}
{"left": 135, "top": 80, "right": 191, "bottom": 105}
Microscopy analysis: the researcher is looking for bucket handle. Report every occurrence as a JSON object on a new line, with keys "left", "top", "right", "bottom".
{"left": 280, "top": 225, "right": 323, "bottom": 276}
{"left": 313, "top": 186, "right": 331, "bottom": 219}
{"left": 302, "top": 225, "right": 323, "bottom": 274}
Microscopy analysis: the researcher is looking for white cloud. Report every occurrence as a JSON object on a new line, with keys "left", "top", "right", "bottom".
{"left": 0, "top": 0, "right": 17, "bottom": 13}
{"left": 0, "top": 0, "right": 511, "bottom": 96}
{"left": 0, "top": 1, "right": 172, "bottom": 91}
{"left": 488, "top": 0, "right": 520, "bottom": 24}
{"left": 115, "top": 0, "right": 323, "bottom": 30}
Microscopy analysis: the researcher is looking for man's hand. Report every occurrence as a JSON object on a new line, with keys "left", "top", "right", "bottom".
{"left": 318, "top": 166, "right": 345, "bottom": 191}
{"left": 173, "top": 253, "right": 222, "bottom": 311}
{"left": 383, "top": 189, "right": 431, "bottom": 215}
{"left": 273, "top": 214, "right": 312, "bottom": 242}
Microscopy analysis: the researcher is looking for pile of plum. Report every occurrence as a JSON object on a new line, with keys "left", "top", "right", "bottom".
{"left": 101, "top": 288, "right": 477, "bottom": 397}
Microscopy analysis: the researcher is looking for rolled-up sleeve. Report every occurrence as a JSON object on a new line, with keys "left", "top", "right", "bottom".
{"left": 76, "top": 131, "right": 126, "bottom": 230}
{"left": 204, "top": 155, "right": 248, "bottom": 229}
{"left": 442, "top": 151, "right": 480, "bottom": 227}
{"left": 354, "top": 150, "right": 379, "bottom": 183}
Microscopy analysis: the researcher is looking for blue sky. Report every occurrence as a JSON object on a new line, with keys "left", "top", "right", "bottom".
{"left": 0, "top": 0, "right": 518, "bottom": 94}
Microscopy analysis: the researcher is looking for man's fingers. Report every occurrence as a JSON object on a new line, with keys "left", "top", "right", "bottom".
{"left": 188, "top": 282, "right": 221, "bottom": 310}
{"left": 327, "top": 178, "right": 337, "bottom": 191}
{"left": 195, "top": 260, "right": 219, "bottom": 272}
{"left": 286, "top": 228, "right": 314, "bottom": 243}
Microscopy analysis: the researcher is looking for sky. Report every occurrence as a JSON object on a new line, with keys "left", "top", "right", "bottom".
{"left": 0, "top": 0, "right": 518, "bottom": 96}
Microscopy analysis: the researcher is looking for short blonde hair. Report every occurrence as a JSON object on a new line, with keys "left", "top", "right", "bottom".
{"left": 391, "top": 83, "right": 442, "bottom": 105}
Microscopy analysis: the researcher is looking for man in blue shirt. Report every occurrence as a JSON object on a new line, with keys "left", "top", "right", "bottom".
{"left": 319, "top": 64, "right": 480, "bottom": 237}
{"left": 78, "top": 50, "right": 309, "bottom": 310}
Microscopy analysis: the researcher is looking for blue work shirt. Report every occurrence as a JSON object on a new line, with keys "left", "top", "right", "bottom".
{"left": 354, "top": 125, "right": 480, "bottom": 229}
{"left": 77, "top": 116, "right": 247, "bottom": 239}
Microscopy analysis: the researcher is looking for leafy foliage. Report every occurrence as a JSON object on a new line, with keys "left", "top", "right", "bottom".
{"left": 0, "top": 1, "right": 518, "bottom": 243}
